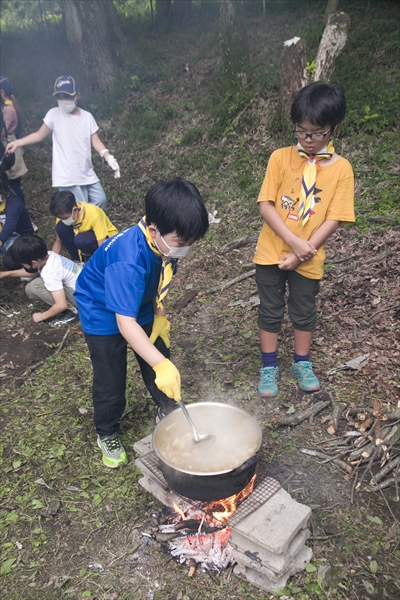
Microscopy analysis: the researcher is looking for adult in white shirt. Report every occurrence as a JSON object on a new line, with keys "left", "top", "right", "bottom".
{"left": 6, "top": 76, "right": 120, "bottom": 210}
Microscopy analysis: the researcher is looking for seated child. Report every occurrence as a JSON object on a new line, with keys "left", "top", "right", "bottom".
{"left": 74, "top": 178, "right": 209, "bottom": 468}
{"left": 0, "top": 170, "right": 33, "bottom": 269}
{"left": 1, "top": 234, "right": 81, "bottom": 326}
{"left": 50, "top": 191, "right": 118, "bottom": 262}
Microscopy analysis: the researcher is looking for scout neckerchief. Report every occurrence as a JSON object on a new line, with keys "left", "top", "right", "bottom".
{"left": 138, "top": 216, "right": 177, "bottom": 309}
{"left": 0, "top": 197, "right": 6, "bottom": 232}
{"left": 297, "top": 141, "right": 335, "bottom": 227}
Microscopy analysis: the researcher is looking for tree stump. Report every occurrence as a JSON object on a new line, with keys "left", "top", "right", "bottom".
{"left": 314, "top": 12, "right": 350, "bottom": 82}
{"left": 279, "top": 38, "right": 307, "bottom": 119}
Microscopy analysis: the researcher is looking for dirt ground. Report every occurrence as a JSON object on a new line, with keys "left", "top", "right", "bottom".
{"left": 1, "top": 220, "right": 399, "bottom": 600}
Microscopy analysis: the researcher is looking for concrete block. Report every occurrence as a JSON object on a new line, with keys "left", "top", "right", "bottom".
{"left": 135, "top": 458, "right": 168, "bottom": 491}
{"left": 231, "top": 527, "right": 310, "bottom": 575}
{"left": 231, "top": 487, "right": 311, "bottom": 555}
{"left": 133, "top": 434, "right": 153, "bottom": 456}
{"left": 138, "top": 475, "right": 183, "bottom": 508}
{"left": 233, "top": 544, "right": 313, "bottom": 593}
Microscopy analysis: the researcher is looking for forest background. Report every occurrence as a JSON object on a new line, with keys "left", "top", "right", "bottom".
{"left": 0, "top": 1, "right": 399, "bottom": 599}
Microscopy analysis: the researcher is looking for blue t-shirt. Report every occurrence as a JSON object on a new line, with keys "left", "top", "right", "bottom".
{"left": 74, "top": 226, "right": 163, "bottom": 335}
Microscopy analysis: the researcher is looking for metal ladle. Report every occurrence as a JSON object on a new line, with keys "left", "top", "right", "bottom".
{"left": 179, "top": 401, "right": 215, "bottom": 445}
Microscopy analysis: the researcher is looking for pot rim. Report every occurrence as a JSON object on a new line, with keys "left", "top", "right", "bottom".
{"left": 152, "top": 401, "right": 262, "bottom": 476}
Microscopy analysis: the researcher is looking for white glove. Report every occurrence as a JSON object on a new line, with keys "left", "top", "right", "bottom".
{"left": 105, "top": 154, "right": 120, "bottom": 179}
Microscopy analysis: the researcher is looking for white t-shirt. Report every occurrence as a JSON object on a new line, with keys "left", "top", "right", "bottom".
{"left": 43, "top": 107, "right": 100, "bottom": 187}
{"left": 40, "top": 252, "right": 82, "bottom": 293}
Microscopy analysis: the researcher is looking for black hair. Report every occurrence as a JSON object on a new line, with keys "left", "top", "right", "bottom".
{"left": 145, "top": 178, "right": 209, "bottom": 241}
{"left": 50, "top": 190, "right": 77, "bottom": 216}
{"left": 291, "top": 81, "right": 346, "bottom": 129}
{"left": 9, "top": 234, "right": 48, "bottom": 266}
{"left": 0, "top": 169, "right": 11, "bottom": 196}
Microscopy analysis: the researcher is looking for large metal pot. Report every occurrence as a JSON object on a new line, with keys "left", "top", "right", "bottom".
{"left": 153, "top": 402, "right": 263, "bottom": 501}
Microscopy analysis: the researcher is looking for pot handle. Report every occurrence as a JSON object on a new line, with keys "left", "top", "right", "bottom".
{"left": 230, "top": 450, "right": 264, "bottom": 476}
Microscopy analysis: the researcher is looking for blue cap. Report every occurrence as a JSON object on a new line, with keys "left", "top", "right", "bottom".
{"left": 53, "top": 76, "right": 78, "bottom": 96}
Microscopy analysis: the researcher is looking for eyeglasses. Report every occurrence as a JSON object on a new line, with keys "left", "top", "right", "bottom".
{"left": 293, "top": 127, "right": 332, "bottom": 141}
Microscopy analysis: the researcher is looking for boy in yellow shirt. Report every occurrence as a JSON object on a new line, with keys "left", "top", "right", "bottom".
{"left": 50, "top": 190, "right": 118, "bottom": 262}
{"left": 254, "top": 82, "right": 355, "bottom": 397}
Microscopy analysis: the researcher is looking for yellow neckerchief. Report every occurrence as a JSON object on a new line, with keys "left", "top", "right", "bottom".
{"left": 0, "top": 198, "right": 6, "bottom": 232}
{"left": 138, "top": 216, "right": 177, "bottom": 309}
{"left": 297, "top": 141, "right": 335, "bottom": 227}
{"left": 3, "top": 99, "right": 13, "bottom": 106}
{"left": 72, "top": 202, "right": 84, "bottom": 233}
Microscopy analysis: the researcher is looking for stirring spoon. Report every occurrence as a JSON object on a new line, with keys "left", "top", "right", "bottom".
{"left": 179, "top": 401, "right": 215, "bottom": 444}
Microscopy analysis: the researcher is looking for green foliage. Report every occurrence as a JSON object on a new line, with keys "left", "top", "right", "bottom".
{"left": 0, "top": 0, "right": 62, "bottom": 32}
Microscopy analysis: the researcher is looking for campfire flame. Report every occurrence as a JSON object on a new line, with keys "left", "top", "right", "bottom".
{"left": 172, "top": 474, "right": 257, "bottom": 525}
{"left": 166, "top": 476, "right": 257, "bottom": 571}
{"left": 207, "top": 474, "right": 257, "bottom": 522}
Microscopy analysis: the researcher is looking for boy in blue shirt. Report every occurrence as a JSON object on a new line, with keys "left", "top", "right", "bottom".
{"left": 74, "top": 178, "right": 209, "bottom": 468}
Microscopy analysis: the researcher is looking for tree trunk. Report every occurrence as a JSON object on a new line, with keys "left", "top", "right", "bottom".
{"left": 106, "top": 0, "right": 126, "bottom": 44}
{"left": 156, "top": 0, "right": 172, "bottom": 21}
{"left": 174, "top": 0, "right": 192, "bottom": 21}
{"left": 61, "top": 0, "right": 119, "bottom": 92}
{"left": 220, "top": 0, "right": 251, "bottom": 87}
{"left": 324, "top": 0, "right": 340, "bottom": 23}
{"left": 314, "top": 12, "right": 350, "bottom": 82}
{"left": 279, "top": 38, "right": 307, "bottom": 119}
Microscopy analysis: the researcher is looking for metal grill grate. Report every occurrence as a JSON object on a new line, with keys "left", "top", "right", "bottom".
{"left": 228, "top": 476, "right": 281, "bottom": 527}
{"left": 138, "top": 451, "right": 281, "bottom": 526}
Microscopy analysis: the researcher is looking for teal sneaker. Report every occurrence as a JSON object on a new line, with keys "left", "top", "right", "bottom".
{"left": 97, "top": 435, "right": 128, "bottom": 468}
{"left": 290, "top": 361, "right": 320, "bottom": 392}
{"left": 258, "top": 366, "right": 279, "bottom": 397}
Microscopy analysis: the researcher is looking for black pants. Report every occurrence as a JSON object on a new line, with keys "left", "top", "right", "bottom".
{"left": 84, "top": 322, "right": 171, "bottom": 438}
{"left": 56, "top": 221, "right": 99, "bottom": 262}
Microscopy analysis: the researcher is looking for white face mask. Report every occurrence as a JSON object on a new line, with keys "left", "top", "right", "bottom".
{"left": 61, "top": 216, "right": 76, "bottom": 226}
{"left": 57, "top": 99, "right": 76, "bottom": 113}
{"left": 156, "top": 231, "right": 191, "bottom": 259}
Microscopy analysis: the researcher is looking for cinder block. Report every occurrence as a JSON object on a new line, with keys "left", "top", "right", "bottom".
{"left": 138, "top": 475, "right": 184, "bottom": 508}
{"left": 135, "top": 458, "right": 169, "bottom": 491}
{"left": 231, "top": 527, "right": 311, "bottom": 575}
{"left": 231, "top": 487, "right": 311, "bottom": 554}
{"left": 133, "top": 434, "right": 153, "bottom": 456}
{"left": 233, "top": 544, "right": 313, "bottom": 593}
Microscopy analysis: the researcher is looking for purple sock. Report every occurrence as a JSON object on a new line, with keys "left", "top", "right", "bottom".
{"left": 294, "top": 353, "right": 310, "bottom": 363}
{"left": 262, "top": 351, "right": 278, "bottom": 368}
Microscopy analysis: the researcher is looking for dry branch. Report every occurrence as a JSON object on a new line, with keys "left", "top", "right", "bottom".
{"left": 301, "top": 448, "right": 352, "bottom": 474}
{"left": 200, "top": 269, "right": 255, "bottom": 296}
{"left": 273, "top": 400, "right": 330, "bottom": 427}
{"left": 219, "top": 234, "right": 258, "bottom": 255}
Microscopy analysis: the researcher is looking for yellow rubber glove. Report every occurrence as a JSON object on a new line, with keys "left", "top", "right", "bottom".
{"left": 149, "top": 315, "right": 171, "bottom": 349}
{"left": 153, "top": 358, "right": 181, "bottom": 402}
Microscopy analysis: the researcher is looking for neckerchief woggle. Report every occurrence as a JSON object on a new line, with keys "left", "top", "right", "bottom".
{"left": 138, "top": 217, "right": 177, "bottom": 309}
{"left": 297, "top": 141, "right": 335, "bottom": 227}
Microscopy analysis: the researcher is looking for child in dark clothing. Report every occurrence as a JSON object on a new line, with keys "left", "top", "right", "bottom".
{"left": 0, "top": 170, "right": 33, "bottom": 270}
{"left": 74, "top": 178, "right": 209, "bottom": 468}
{"left": 50, "top": 191, "right": 118, "bottom": 262}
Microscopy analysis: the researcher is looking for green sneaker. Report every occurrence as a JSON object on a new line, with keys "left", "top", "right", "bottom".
{"left": 290, "top": 361, "right": 320, "bottom": 392}
{"left": 97, "top": 435, "right": 128, "bottom": 468}
{"left": 258, "top": 366, "right": 279, "bottom": 397}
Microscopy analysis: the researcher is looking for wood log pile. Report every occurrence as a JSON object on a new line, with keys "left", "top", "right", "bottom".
{"left": 299, "top": 396, "right": 400, "bottom": 501}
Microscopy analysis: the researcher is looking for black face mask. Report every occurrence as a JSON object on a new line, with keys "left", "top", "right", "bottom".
{"left": 24, "top": 267, "right": 38, "bottom": 274}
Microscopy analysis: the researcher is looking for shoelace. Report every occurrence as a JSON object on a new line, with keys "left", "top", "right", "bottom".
{"left": 104, "top": 438, "right": 121, "bottom": 451}
{"left": 261, "top": 368, "right": 277, "bottom": 381}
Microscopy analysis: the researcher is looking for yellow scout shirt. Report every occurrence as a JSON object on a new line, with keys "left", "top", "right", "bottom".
{"left": 56, "top": 201, "right": 118, "bottom": 241}
{"left": 253, "top": 146, "right": 355, "bottom": 279}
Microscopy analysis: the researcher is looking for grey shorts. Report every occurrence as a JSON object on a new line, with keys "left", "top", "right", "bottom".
{"left": 255, "top": 264, "right": 320, "bottom": 333}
